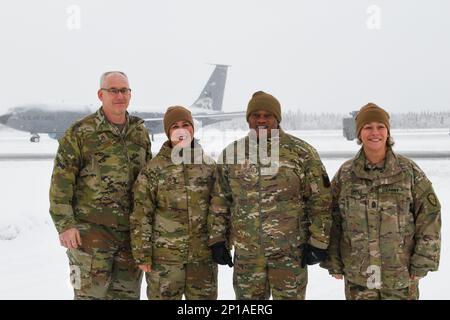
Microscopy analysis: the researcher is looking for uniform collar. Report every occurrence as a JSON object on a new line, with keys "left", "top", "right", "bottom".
{"left": 94, "top": 107, "right": 132, "bottom": 136}
{"left": 246, "top": 127, "right": 287, "bottom": 144}
{"left": 352, "top": 147, "right": 402, "bottom": 181}
{"left": 364, "top": 158, "right": 385, "bottom": 171}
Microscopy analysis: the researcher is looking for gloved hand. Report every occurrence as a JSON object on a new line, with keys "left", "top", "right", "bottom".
{"left": 210, "top": 242, "right": 234, "bottom": 267}
{"left": 300, "top": 243, "right": 327, "bottom": 268}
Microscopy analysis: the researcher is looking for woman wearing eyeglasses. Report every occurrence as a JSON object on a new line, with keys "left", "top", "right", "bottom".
{"left": 322, "top": 103, "right": 441, "bottom": 300}
{"left": 130, "top": 106, "right": 217, "bottom": 300}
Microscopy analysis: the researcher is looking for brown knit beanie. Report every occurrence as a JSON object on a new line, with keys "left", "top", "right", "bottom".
{"left": 163, "top": 106, "right": 194, "bottom": 139}
{"left": 246, "top": 91, "right": 282, "bottom": 123}
{"left": 355, "top": 103, "right": 390, "bottom": 137}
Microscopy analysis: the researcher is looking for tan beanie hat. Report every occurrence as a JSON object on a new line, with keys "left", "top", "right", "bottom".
{"left": 355, "top": 102, "right": 390, "bottom": 137}
{"left": 163, "top": 106, "right": 194, "bottom": 139}
{"left": 246, "top": 91, "right": 282, "bottom": 123}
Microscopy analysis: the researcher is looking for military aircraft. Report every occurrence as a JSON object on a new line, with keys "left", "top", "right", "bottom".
{"left": 0, "top": 64, "right": 245, "bottom": 142}
{"left": 342, "top": 110, "right": 358, "bottom": 140}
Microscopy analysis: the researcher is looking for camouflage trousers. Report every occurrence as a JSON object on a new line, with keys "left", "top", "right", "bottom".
{"left": 344, "top": 279, "right": 419, "bottom": 300}
{"left": 67, "top": 223, "right": 142, "bottom": 300}
{"left": 145, "top": 260, "right": 218, "bottom": 300}
{"left": 233, "top": 254, "right": 307, "bottom": 300}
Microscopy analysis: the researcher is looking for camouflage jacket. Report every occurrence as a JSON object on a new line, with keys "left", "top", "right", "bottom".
{"left": 208, "top": 129, "right": 332, "bottom": 259}
{"left": 323, "top": 148, "right": 441, "bottom": 289}
{"left": 49, "top": 107, "right": 152, "bottom": 233}
{"left": 130, "top": 141, "right": 216, "bottom": 265}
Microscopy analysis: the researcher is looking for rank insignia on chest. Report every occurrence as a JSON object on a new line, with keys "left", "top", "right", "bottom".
{"left": 99, "top": 133, "right": 108, "bottom": 143}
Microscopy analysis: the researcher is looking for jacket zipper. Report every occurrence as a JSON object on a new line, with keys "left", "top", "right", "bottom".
{"left": 258, "top": 160, "right": 263, "bottom": 255}
{"left": 183, "top": 162, "right": 191, "bottom": 262}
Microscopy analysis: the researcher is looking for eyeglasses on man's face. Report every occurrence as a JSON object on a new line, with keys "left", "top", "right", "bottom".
{"left": 101, "top": 87, "right": 132, "bottom": 95}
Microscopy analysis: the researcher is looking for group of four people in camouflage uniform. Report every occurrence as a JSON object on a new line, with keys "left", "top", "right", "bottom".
{"left": 49, "top": 71, "right": 441, "bottom": 300}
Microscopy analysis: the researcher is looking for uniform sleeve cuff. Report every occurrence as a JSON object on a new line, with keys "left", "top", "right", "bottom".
{"left": 208, "top": 236, "right": 226, "bottom": 247}
{"left": 410, "top": 268, "right": 429, "bottom": 278}
{"left": 56, "top": 220, "right": 77, "bottom": 234}
{"left": 134, "top": 257, "right": 152, "bottom": 266}
{"left": 309, "top": 237, "right": 328, "bottom": 250}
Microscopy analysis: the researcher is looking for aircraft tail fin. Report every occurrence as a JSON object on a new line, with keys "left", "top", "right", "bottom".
{"left": 190, "top": 64, "right": 230, "bottom": 112}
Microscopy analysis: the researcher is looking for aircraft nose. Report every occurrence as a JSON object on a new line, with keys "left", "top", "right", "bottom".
{"left": 0, "top": 113, "right": 12, "bottom": 125}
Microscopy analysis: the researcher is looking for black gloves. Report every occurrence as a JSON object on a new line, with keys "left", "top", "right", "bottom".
{"left": 210, "top": 242, "right": 234, "bottom": 267}
{"left": 300, "top": 243, "right": 327, "bottom": 268}
{"left": 210, "top": 242, "right": 325, "bottom": 268}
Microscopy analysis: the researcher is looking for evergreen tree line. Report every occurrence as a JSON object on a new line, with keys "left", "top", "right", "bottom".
{"left": 284, "top": 110, "right": 450, "bottom": 130}
{"left": 212, "top": 111, "right": 450, "bottom": 130}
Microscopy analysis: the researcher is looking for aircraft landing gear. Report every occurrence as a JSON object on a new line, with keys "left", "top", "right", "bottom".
{"left": 30, "top": 133, "right": 40, "bottom": 143}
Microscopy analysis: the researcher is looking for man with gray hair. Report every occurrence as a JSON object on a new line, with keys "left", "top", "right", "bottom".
{"left": 49, "top": 71, "right": 152, "bottom": 299}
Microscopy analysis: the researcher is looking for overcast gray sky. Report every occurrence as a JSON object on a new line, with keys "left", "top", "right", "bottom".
{"left": 1, "top": 0, "right": 449, "bottom": 114}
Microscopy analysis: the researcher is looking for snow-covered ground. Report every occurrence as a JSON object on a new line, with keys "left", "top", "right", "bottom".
{"left": 1, "top": 126, "right": 449, "bottom": 158}
{"left": 0, "top": 127, "right": 448, "bottom": 299}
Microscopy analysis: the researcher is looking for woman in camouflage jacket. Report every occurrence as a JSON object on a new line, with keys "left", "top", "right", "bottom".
{"left": 323, "top": 103, "right": 441, "bottom": 300}
{"left": 130, "top": 106, "right": 217, "bottom": 300}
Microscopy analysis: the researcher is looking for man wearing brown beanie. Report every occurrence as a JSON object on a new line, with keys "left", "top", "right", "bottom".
{"left": 208, "top": 91, "right": 332, "bottom": 300}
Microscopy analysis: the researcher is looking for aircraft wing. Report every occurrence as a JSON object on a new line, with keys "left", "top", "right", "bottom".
{"left": 142, "top": 111, "right": 245, "bottom": 122}
{"left": 191, "top": 111, "right": 246, "bottom": 119}
{"left": 142, "top": 117, "right": 164, "bottom": 122}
